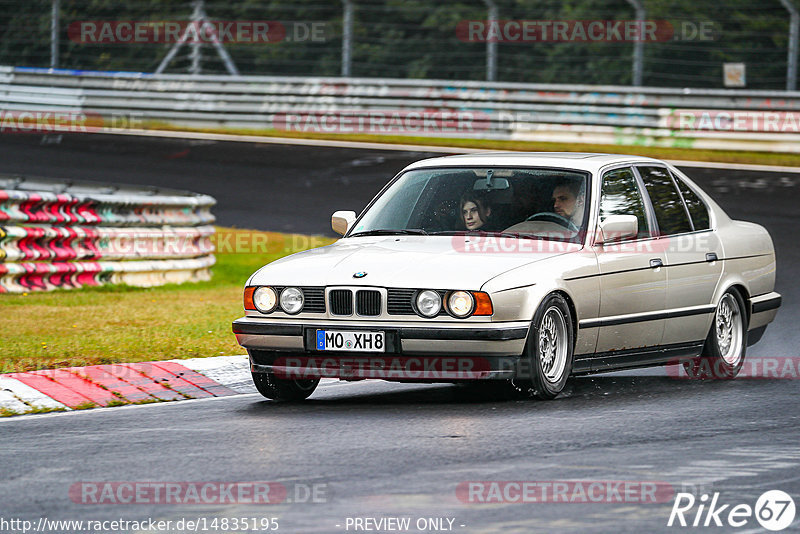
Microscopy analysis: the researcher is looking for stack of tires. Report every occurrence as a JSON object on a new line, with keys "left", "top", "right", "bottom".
{"left": 0, "top": 175, "right": 216, "bottom": 293}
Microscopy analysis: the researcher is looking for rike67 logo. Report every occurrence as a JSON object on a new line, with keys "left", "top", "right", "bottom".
{"left": 668, "top": 490, "right": 795, "bottom": 530}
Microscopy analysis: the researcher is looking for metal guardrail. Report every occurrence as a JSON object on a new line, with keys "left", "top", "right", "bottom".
{"left": 2, "top": 67, "right": 800, "bottom": 151}
{"left": 0, "top": 174, "right": 216, "bottom": 293}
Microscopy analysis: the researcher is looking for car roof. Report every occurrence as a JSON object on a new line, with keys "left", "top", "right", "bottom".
{"left": 402, "top": 152, "right": 665, "bottom": 173}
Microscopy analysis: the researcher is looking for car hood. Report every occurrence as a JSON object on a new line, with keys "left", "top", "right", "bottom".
{"left": 249, "top": 235, "right": 581, "bottom": 290}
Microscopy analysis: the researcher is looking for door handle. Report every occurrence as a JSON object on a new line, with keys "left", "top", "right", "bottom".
{"left": 650, "top": 258, "right": 663, "bottom": 268}
{"left": 706, "top": 252, "right": 718, "bottom": 262}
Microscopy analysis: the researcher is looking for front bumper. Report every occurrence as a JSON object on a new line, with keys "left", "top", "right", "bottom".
{"left": 232, "top": 317, "right": 529, "bottom": 380}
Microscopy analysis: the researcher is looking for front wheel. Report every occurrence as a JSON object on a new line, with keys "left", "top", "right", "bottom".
{"left": 248, "top": 350, "right": 320, "bottom": 401}
{"left": 251, "top": 371, "right": 320, "bottom": 401}
{"left": 683, "top": 288, "right": 748, "bottom": 379}
{"left": 514, "top": 293, "right": 575, "bottom": 399}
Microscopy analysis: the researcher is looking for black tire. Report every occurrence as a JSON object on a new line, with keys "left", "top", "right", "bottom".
{"left": 683, "top": 288, "right": 748, "bottom": 380}
{"left": 251, "top": 371, "right": 320, "bottom": 401}
{"left": 512, "top": 293, "right": 575, "bottom": 400}
{"left": 248, "top": 350, "right": 320, "bottom": 401}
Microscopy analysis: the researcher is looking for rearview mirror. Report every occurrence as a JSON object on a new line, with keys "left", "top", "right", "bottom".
{"left": 473, "top": 178, "right": 510, "bottom": 191}
{"left": 473, "top": 169, "right": 509, "bottom": 191}
{"left": 598, "top": 215, "right": 638, "bottom": 244}
{"left": 331, "top": 210, "right": 356, "bottom": 236}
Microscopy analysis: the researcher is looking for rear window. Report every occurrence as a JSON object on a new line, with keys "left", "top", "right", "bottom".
{"left": 638, "top": 166, "right": 693, "bottom": 236}
{"left": 673, "top": 174, "right": 711, "bottom": 230}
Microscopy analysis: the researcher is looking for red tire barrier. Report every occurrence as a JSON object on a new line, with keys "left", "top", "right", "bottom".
{"left": 0, "top": 225, "right": 214, "bottom": 261}
{"left": 0, "top": 178, "right": 215, "bottom": 227}
{"left": 0, "top": 176, "right": 216, "bottom": 293}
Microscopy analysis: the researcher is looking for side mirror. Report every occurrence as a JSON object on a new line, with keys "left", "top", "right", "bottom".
{"left": 598, "top": 214, "right": 638, "bottom": 244}
{"left": 331, "top": 210, "right": 356, "bottom": 236}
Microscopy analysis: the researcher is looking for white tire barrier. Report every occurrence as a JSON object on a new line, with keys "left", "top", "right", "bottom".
{"left": 0, "top": 175, "right": 216, "bottom": 293}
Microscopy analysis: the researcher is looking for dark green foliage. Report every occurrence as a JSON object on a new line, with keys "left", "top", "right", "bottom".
{"left": 0, "top": 0, "right": 793, "bottom": 88}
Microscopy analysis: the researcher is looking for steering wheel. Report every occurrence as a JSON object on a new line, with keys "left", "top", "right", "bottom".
{"left": 525, "top": 212, "right": 579, "bottom": 232}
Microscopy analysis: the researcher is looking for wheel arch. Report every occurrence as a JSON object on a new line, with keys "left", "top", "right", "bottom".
{"left": 727, "top": 283, "right": 751, "bottom": 325}
{"left": 713, "top": 276, "right": 752, "bottom": 326}
{"left": 552, "top": 289, "right": 579, "bottom": 344}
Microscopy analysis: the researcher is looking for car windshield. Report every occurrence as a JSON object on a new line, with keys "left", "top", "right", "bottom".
{"left": 349, "top": 167, "right": 590, "bottom": 242}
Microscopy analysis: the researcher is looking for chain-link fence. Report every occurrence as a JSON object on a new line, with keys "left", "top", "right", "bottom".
{"left": 0, "top": 0, "right": 797, "bottom": 90}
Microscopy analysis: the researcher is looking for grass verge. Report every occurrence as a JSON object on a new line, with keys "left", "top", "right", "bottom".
{"left": 0, "top": 227, "right": 334, "bottom": 374}
{"left": 144, "top": 122, "right": 800, "bottom": 167}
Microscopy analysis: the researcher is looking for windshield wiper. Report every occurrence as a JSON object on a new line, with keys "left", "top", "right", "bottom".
{"left": 349, "top": 229, "right": 428, "bottom": 237}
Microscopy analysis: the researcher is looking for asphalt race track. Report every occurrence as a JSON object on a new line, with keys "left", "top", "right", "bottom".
{"left": 1, "top": 133, "right": 799, "bottom": 533}
{"left": 0, "top": 133, "right": 427, "bottom": 235}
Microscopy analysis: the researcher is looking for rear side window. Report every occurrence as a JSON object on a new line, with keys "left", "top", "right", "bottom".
{"left": 638, "top": 166, "right": 693, "bottom": 236}
{"left": 599, "top": 167, "right": 649, "bottom": 238}
{"left": 673, "top": 174, "right": 711, "bottom": 230}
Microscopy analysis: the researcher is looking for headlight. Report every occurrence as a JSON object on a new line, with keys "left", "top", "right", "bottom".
{"left": 416, "top": 290, "right": 442, "bottom": 317}
{"left": 252, "top": 286, "right": 278, "bottom": 313}
{"left": 280, "top": 287, "right": 304, "bottom": 314}
{"left": 448, "top": 291, "right": 475, "bottom": 318}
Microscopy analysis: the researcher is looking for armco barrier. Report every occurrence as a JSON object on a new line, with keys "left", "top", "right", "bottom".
{"left": 0, "top": 175, "right": 216, "bottom": 293}
{"left": 3, "top": 66, "right": 800, "bottom": 152}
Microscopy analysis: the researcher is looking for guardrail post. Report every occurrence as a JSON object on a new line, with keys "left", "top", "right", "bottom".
{"left": 780, "top": 0, "right": 799, "bottom": 91}
{"left": 342, "top": 0, "right": 353, "bottom": 77}
{"left": 50, "top": 0, "right": 60, "bottom": 69}
{"left": 484, "top": 0, "right": 498, "bottom": 82}
{"left": 626, "top": 0, "right": 645, "bottom": 86}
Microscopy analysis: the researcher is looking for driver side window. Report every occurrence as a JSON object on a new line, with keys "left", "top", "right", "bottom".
{"left": 600, "top": 167, "right": 650, "bottom": 238}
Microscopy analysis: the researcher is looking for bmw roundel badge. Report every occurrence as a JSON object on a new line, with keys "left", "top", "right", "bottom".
{"left": 353, "top": 272, "right": 368, "bottom": 279}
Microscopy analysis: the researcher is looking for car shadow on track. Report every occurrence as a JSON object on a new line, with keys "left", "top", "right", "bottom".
{"left": 239, "top": 372, "right": 776, "bottom": 414}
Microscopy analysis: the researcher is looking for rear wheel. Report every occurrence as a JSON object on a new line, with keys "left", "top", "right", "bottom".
{"left": 684, "top": 288, "right": 748, "bottom": 379}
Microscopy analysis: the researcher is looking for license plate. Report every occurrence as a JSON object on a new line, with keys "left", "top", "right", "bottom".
{"left": 315, "top": 330, "right": 385, "bottom": 352}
